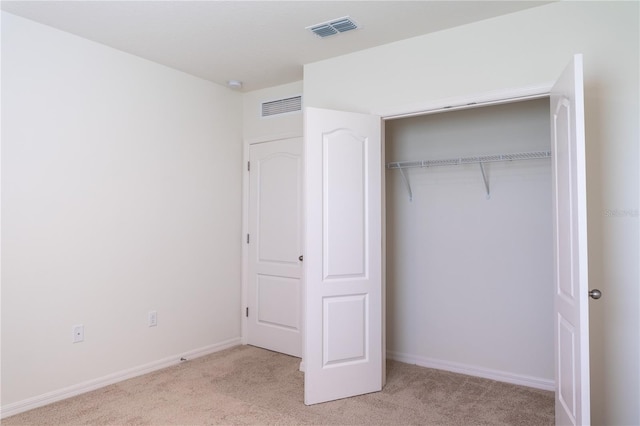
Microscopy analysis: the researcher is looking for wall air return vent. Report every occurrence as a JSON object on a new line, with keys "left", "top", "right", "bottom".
{"left": 261, "top": 95, "right": 302, "bottom": 117}
{"left": 307, "top": 16, "right": 359, "bottom": 38}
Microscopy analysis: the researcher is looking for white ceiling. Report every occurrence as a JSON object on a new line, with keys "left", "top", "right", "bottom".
{"left": 1, "top": 1, "right": 552, "bottom": 92}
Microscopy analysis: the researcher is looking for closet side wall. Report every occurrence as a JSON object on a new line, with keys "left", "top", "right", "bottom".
{"left": 385, "top": 99, "right": 553, "bottom": 384}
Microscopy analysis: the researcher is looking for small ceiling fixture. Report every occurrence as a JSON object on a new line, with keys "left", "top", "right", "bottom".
{"left": 227, "top": 80, "right": 243, "bottom": 90}
{"left": 307, "top": 16, "right": 359, "bottom": 38}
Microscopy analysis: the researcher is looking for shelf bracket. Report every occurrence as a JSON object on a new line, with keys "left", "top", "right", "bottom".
{"left": 387, "top": 150, "right": 550, "bottom": 201}
{"left": 398, "top": 167, "right": 413, "bottom": 202}
{"left": 479, "top": 162, "right": 490, "bottom": 200}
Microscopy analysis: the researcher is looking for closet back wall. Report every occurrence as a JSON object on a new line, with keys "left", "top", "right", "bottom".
{"left": 385, "top": 99, "right": 553, "bottom": 385}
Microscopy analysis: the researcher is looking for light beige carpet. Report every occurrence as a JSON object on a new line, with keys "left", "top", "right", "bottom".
{"left": 3, "top": 345, "right": 554, "bottom": 425}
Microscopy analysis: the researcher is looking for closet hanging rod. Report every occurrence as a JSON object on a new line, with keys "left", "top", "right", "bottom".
{"left": 386, "top": 150, "right": 551, "bottom": 170}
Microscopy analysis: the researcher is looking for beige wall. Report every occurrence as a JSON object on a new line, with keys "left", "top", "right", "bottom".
{"left": 304, "top": 2, "right": 639, "bottom": 424}
{"left": 1, "top": 11, "right": 243, "bottom": 413}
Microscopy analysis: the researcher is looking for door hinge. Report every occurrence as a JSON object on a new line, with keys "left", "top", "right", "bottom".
{"left": 246, "top": 307, "right": 249, "bottom": 317}
{"left": 247, "top": 161, "right": 250, "bottom": 172}
{"left": 246, "top": 234, "right": 250, "bottom": 244}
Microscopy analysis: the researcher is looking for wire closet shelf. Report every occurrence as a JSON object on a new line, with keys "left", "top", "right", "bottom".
{"left": 386, "top": 150, "right": 552, "bottom": 201}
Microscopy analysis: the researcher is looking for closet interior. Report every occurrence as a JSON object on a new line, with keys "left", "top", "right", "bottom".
{"left": 384, "top": 98, "right": 555, "bottom": 387}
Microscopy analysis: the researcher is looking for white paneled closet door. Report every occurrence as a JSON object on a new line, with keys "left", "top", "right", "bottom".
{"left": 551, "top": 54, "right": 591, "bottom": 426}
{"left": 303, "top": 107, "right": 383, "bottom": 405}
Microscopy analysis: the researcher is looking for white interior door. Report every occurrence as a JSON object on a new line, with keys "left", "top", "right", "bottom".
{"left": 551, "top": 54, "right": 591, "bottom": 425}
{"left": 247, "top": 137, "right": 302, "bottom": 357}
{"left": 304, "top": 107, "right": 382, "bottom": 405}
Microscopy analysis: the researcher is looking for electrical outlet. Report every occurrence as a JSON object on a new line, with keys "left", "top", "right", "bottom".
{"left": 72, "top": 325, "right": 84, "bottom": 343}
{"left": 148, "top": 311, "right": 157, "bottom": 327}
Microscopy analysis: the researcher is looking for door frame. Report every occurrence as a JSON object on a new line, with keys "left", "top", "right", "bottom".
{"left": 375, "top": 82, "right": 558, "bottom": 393}
{"left": 241, "top": 132, "right": 303, "bottom": 346}
{"left": 374, "top": 79, "right": 588, "bottom": 400}
{"left": 376, "top": 83, "right": 554, "bottom": 120}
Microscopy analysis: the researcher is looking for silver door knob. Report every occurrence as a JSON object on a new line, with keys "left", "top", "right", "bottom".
{"left": 589, "top": 289, "right": 602, "bottom": 300}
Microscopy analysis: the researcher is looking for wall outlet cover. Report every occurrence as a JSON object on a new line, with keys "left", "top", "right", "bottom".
{"left": 148, "top": 311, "right": 157, "bottom": 327}
{"left": 72, "top": 325, "right": 84, "bottom": 343}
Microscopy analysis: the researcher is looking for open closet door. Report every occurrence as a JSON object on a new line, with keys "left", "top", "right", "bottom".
{"left": 303, "top": 107, "right": 382, "bottom": 405}
{"left": 551, "top": 54, "right": 591, "bottom": 425}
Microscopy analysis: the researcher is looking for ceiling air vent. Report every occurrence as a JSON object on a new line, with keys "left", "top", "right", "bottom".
{"left": 307, "top": 16, "right": 359, "bottom": 38}
{"left": 261, "top": 95, "right": 302, "bottom": 117}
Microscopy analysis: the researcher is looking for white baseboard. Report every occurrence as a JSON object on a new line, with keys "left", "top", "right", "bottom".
{"left": 1, "top": 338, "right": 241, "bottom": 419}
{"left": 387, "top": 350, "right": 555, "bottom": 391}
